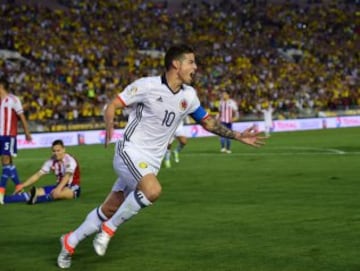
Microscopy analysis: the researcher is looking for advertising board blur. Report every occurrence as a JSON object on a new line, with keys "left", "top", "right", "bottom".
{"left": 16, "top": 116, "right": 360, "bottom": 149}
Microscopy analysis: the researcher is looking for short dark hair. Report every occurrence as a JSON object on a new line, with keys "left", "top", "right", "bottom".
{"left": 164, "top": 44, "right": 195, "bottom": 71}
{"left": 52, "top": 139, "right": 65, "bottom": 147}
{"left": 0, "top": 75, "right": 9, "bottom": 90}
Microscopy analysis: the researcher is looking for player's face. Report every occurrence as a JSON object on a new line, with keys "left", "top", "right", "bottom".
{"left": 52, "top": 145, "right": 65, "bottom": 160}
{"left": 222, "top": 92, "right": 229, "bottom": 100}
{"left": 178, "top": 53, "right": 197, "bottom": 85}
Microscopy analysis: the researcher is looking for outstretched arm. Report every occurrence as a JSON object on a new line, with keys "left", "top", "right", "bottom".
{"left": 13, "top": 171, "right": 44, "bottom": 194}
{"left": 200, "top": 116, "right": 266, "bottom": 148}
{"left": 18, "top": 113, "right": 32, "bottom": 141}
{"left": 103, "top": 96, "right": 126, "bottom": 148}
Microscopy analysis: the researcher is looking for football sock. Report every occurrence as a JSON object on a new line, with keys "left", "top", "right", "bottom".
{"left": 4, "top": 192, "right": 30, "bottom": 203}
{"left": 176, "top": 142, "right": 185, "bottom": 152}
{"left": 105, "top": 190, "right": 151, "bottom": 232}
{"left": 0, "top": 165, "right": 11, "bottom": 189}
{"left": 9, "top": 165, "right": 21, "bottom": 185}
{"left": 220, "top": 137, "right": 226, "bottom": 148}
{"left": 165, "top": 150, "right": 171, "bottom": 161}
{"left": 35, "top": 194, "right": 54, "bottom": 203}
{"left": 68, "top": 206, "right": 109, "bottom": 248}
{"left": 225, "top": 138, "right": 231, "bottom": 150}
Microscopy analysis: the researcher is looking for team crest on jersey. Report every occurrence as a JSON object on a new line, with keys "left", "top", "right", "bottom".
{"left": 127, "top": 86, "right": 138, "bottom": 96}
{"left": 179, "top": 99, "right": 188, "bottom": 111}
{"left": 139, "top": 162, "right": 148, "bottom": 169}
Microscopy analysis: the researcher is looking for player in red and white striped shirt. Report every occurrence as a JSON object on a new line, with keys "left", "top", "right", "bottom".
{"left": 0, "top": 75, "right": 32, "bottom": 204}
{"left": 218, "top": 90, "right": 239, "bottom": 153}
{"left": 5, "top": 139, "right": 81, "bottom": 204}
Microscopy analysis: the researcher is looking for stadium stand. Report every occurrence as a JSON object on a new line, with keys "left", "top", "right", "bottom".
{"left": 0, "top": 0, "right": 358, "bottom": 131}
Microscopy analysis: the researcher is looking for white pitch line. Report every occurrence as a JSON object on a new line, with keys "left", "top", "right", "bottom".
{"left": 181, "top": 146, "right": 358, "bottom": 156}
{"left": 325, "top": 148, "right": 346, "bottom": 154}
{"left": 268, "top": 146, "right": 347, "bottom": 155}
{"left": 182, "top": 152, "right": 354, "bottom": 156}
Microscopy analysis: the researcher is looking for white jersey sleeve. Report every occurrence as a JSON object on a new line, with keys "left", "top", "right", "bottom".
{"left": 11, "top": 95, "right": 24, "bottom": 115}
{"left": 229, "top": 99, "right": 238, "bottom": 111}
{"left": 118, "top": 79, "right": 148, "bottom": 107}
{"left": 40, "top": 159, "right": 53, "bottom": 174}
{"left": 63, "top": 154, "right": 78, "bottom": 175}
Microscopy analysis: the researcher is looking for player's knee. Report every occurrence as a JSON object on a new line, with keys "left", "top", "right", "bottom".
{"left": 138, "top": 175, "right": 162, "bottom": 202}
{"left": 179, "top": 137, "right": 187, "bottom": 145}
{"left": 1, "top": 156, "right": 11, "bottom": 165}
{"left": 144, "top": 184, "right": 162, "bottom": 202}
{"left": 102, "top": 204, "right": 118, "bottom": 218}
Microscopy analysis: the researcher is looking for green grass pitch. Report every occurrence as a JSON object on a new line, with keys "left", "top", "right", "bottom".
{"left": 1, "top": 127, "right": 360, "bottom": 271}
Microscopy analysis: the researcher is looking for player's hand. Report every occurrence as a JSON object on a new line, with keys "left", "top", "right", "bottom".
{"left": 13, "top": 184, "right": 24, "bottom": 194}
{"left": 104, "top": 122, "right": 114, "bottom": 148}
{"left": 51, "top": 187, "right": 62, "bottom": 198}
{"left": 235, "top": 125, "right": 267, "bottom": 147}
{"left": 25, "top": 134, "right": 32, "bottom": 142}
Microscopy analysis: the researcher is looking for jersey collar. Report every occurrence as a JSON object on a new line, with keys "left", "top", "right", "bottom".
{"left": 161, "top": 74, "right": 184, "bottom": 94}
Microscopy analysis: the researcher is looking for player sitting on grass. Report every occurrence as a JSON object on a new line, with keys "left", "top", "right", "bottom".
{"left": 4, "top": 139, "right": 81, "bottom": 204}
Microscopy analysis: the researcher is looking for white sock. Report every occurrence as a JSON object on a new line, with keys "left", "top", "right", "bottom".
{"left": 68, "top": 207, "right": 108, "bottom": 248}
{"left": 105, "top": 190, "right": 151, "bottom": 232}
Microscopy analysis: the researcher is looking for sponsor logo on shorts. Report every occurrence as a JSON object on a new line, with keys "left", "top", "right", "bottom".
{"left": 139, "top": 162, "right": 148, "bottom": 169}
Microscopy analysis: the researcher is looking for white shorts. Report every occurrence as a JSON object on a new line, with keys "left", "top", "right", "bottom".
{"left": 111, "top": 141, "right": 159, "bottom": 197}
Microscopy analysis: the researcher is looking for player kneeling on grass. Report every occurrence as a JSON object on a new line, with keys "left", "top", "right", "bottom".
{"left": 4, "top": 139, "right": 81, "bottom": 205}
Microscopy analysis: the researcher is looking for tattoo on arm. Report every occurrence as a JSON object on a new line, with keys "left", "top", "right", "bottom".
{"left": 202, "top": 117, "right": 236, "bottom": 139}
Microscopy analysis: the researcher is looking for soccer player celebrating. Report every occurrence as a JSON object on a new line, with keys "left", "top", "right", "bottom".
{"left": 57, "top": 44, "right": 266, "bottom": 269}
{"left": 0, "top": 75, "right": 32, "bottom": 205}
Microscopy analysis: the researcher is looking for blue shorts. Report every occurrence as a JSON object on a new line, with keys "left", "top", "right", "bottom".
{"left": 43, "top": 184, "right": 81, "bottom": 199}
{"left": 0, "top": 136, "right": 17, "bottom": 156}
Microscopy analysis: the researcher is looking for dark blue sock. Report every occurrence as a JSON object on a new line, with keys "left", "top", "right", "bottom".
{"left": 225, "top": 138, "right": 231, "bottom": 150}
{"left": 4, "top": 192, "right": 30, "bottom": 203}
{"left": 35, "top": 194, "right": 54, "bottom": 203}
{"left": 0, "top": 165, "right": 11, "bottom": 189}
{"left": 10, "top": 165, "right": 21, "bottom": 185}
{"left": 176, "top": 143, "right": 185, "bottom": 152}
{"left": 220, "top": 137, "right": 225, "bottom": 148}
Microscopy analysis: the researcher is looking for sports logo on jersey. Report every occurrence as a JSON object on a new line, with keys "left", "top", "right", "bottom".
{"left": 127, "top": 86, "right": 138, "bottom": 96}
{"left": 156, "top": 96, "right": 163, "bottom": 102}
{"left": 139, "top": 162, "right": 148, "bottom": 169}
{"left": 179, "top": 99, "right": 188, "bottom": 111}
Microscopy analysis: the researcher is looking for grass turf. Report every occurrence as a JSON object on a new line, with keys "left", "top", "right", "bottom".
{"left": 0, "top": 127, "right": 360, "bottom": 271}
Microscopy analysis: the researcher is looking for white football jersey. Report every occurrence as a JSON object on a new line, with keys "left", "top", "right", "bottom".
{"left": 118, "top": 75, "right": 204, "bottom": 169}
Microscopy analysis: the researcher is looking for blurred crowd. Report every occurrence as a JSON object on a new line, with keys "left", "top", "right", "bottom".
{"left": 0, "top": 0, "right": 359, "bottom": 129}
